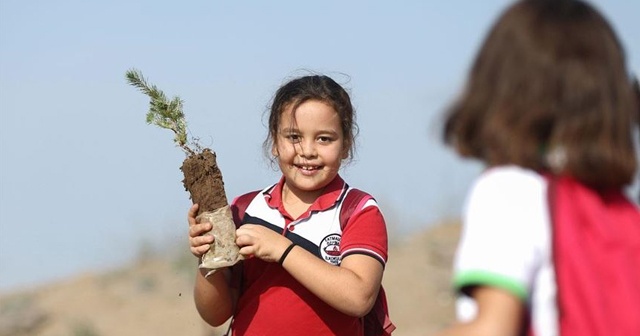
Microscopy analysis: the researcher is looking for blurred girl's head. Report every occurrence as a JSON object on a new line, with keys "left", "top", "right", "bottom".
{"left": 443, "top": 0, "right": 638, "bottom": 190}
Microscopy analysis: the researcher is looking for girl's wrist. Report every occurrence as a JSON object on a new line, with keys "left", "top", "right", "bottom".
{"left": 278, "top": 243, "right": 296, "bottom": 265}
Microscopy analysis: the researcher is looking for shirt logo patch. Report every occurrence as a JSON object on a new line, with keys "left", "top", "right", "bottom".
{"left": 320, "top": 234, "right": 342, "bottom": 265}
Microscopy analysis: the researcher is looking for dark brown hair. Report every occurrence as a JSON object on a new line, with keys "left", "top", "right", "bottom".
{"left": 263, "top": 74, "right": 358, "bottom": 163}
{"left": 443, "top": 0, "right": 638, "bottom": 190}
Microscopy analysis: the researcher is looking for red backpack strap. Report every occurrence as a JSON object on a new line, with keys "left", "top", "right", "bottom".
{"left": 548, "top": 175, "right": 640, "bottom": 336}
{"left": 231, "top": 190, "right": 261, "bottom": 227}
{"left": 226, "top": 190, "right": 261, "bottom": 336}
{"left": 374, "top": 287, "right": 396, "bottom": 336}
{"left": 339, "top": 188, "right": 396, "bottom": 336}
{"left": 339, "top": 188, "right": 372, "bottom": 229}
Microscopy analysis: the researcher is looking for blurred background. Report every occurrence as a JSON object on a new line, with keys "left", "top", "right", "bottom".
{"left": 1, "top": 1, "right": 638, "bottom": 335}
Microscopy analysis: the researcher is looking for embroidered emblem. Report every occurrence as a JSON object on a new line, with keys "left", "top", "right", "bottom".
{"left": 320, "top": 234, "right": 342, "bottom": 265}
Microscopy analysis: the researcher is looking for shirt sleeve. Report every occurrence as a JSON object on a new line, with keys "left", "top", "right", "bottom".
{"left": 340, "top": 199, "right": 389, "bottom": 266}
{"left": 454, "top": 166, "right": 548, "bottom": 303}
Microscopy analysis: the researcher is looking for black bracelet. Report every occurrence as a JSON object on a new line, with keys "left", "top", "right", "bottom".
{"left": 278, "top": 243, "right": 296, "bottom": 265}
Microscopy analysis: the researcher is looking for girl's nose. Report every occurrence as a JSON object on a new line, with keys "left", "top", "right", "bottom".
{"left": 297, "top": 139, "right": 317, "bottom": 158}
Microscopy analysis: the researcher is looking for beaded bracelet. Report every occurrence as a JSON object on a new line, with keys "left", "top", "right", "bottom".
{"left": 278, "top": 243, "right": 296, "bottom": 265}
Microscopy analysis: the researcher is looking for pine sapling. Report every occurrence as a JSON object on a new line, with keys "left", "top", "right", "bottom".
{"left": 126, "top": 68, "right": 243, "bottom": 273}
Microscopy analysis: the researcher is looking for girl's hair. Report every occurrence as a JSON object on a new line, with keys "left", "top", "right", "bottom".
{"left": 442, "top": 0, "right": 638, "bottom": 190}
{"left": 263, "top": 74, "right": 358, "bottom": 164}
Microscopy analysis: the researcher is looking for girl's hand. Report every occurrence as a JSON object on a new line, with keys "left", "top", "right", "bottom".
{"left": 187, "top": 204, "right": 215, "bottom": 257}
{"left": 235, "top": 224, "right": 291, "bottom": 263}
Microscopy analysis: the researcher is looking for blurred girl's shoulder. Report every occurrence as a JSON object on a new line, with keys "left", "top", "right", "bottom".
{"left": 470, "top": 165, "right": 547, "bottom": 203}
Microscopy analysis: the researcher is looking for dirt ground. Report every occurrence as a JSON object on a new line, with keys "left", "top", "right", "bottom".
{"left": 0, "top": 221, "right": 460, "bottom": 336}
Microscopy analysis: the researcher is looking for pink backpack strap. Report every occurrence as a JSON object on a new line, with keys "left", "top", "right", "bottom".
{"left": 548, "top": 175, "right": 640, "bottom": 336}
{"left": 339, "top": 188, "right": 396, "bottom": 336}
{"left": 231, "top": 190, "right": 261, "bottom": 227}
{"left": 226, "top": 190, "right": 261, "bottom": 336}
{"left": 339, "top": 188, "right": 372, "bottom": 229}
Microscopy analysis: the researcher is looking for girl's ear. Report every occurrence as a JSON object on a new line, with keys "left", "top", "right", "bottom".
{"left": 271, "top": 142, "right": 279, "bottom": 157}
{"left": 341, "top": 145, "right": 350, "bottom": 160}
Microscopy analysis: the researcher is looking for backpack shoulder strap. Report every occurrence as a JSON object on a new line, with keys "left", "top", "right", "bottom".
{"left": 547, "top": 175, "right": 640, "bottom": 336}
{"left": 225, "top": 189, "right": 261, "bottom": 336}
{"left": 339, "top": 188, "right": 396, "bottom": 336}
{"left": 339, "top": 188, "right": 372, "bottom": 230}
{"left": 231, "top": 190, "right": 261, "bottom": 227}
{"left": 368, "top": 287, "right": 396, "bottom": 336}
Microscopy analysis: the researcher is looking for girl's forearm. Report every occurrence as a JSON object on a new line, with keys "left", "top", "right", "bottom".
{"left": 193, "top": 268, "right": 234, "bottom": 327}
{"left": 281, "top": 246, "right": 383, "bottom": 317}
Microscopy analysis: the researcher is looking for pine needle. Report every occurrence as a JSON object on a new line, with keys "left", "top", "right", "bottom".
{"left": 126, "top": 68, "right": 197, "bottom": 156}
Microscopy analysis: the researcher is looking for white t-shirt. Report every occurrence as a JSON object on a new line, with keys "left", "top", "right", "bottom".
{"left": 454, "top": 165, "right": 559, "bottom": 335}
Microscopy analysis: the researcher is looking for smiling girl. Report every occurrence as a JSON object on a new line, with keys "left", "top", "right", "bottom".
{"left": 188, "top": 74, "right": 393, "bottom": 335}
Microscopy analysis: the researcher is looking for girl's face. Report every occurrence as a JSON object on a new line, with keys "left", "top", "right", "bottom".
{"left": 272, "top": 99, "right": 347, "bottom": 201}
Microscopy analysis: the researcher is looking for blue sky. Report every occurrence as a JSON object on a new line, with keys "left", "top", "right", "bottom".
{"left": 1, "top": 0, "right": 638, "bottom": 291}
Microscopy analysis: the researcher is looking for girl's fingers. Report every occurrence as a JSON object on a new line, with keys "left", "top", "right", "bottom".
{"left": 235, "top": 224, "right": 256, "bottom": 235}
{"left": 190, "top": 236, "right": 213, "bottom": 255}
{"left": 187, "top": 204, "right": 212, "bottom": 258}
{"left": 189, "top": 223, "right": 212, "bottom": 238}
{"left": 235, "top": 233, "right": 250, "bottom": 246}
{"left": 238, "top": 246, "right": 254, "bottom": 257}
{"left": 190, "top": 234, "right": 214, "bottom": 247}
{"left": 191, "top": 244, "right": 210, "bottom": 256}
{"left": 187, "top": 204, "right": 199, "bottom": 225}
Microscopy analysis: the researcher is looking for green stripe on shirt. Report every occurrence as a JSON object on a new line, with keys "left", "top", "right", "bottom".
{"left": 454, "top": 270, "right": 527, "bottom": 300}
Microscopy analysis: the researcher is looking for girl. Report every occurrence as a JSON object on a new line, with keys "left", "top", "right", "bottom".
{"left": 188, "top": 75, "right": 393, "bottom": 335}
{"left": 436, "top": 0, "right": 640, "bottom": 335}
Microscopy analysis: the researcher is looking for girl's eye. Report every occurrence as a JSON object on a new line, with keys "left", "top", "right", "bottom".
{"left": 318, "top": 136, "right": 333, "bottom": 143}
{"left": 286, "top": 134, "right": 301, "bottom": 143}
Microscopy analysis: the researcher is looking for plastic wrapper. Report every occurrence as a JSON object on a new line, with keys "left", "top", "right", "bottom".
{"left": 196, "top": 206, "right": 243, "bottom": 276}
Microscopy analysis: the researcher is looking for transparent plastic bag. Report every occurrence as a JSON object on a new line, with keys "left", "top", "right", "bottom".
{"left": 196, "top": 206, "right": 243, "bottom": 276}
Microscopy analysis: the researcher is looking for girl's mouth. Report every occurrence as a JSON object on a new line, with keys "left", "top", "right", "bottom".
{"left": 295, "top": 164, "right": 322, "bottom": 173}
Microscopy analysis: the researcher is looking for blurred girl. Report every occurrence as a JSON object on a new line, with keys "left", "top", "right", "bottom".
{"left": 437, "top": 0, "right": 640, "bottom": 335}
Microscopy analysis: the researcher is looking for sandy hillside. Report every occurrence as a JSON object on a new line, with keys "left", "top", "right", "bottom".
{"left": 0, "top": 221, "right": 460, "bottom": 336}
